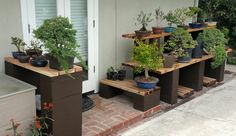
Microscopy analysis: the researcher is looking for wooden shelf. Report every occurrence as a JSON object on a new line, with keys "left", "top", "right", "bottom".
{"left": 122, "top": 26, "right": 215, "bottom": 40}
{"left": 4, "top": 57, "right": 83, "bottom": 77}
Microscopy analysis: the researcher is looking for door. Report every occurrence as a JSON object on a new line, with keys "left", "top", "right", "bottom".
{"left": 20, "top": 0, "right": 99, "bottom": 93}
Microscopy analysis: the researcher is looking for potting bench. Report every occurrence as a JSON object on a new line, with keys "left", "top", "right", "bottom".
{"left": 4, "top": 57, "right": 83, "bottom": 136}
{"left": 99, "top": 79, "right": 160, "bottom": 111}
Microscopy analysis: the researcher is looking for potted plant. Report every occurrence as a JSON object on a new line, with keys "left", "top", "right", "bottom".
{"left": 132, "top": 40, "right": 163, "bottom": 89}
{"left": 188, "top": 7, "right": 203, "bottom": 28}
{"left": 11, "top": 37, "right": 30, "bottom": 63}
{"left": 163, "top": 11, "right": 178, "bottom": 33}
{"left": 26, "top": 39, "right": 43, "bottom": 57}
{"left": 152, "top": 7, "right": 165, "bottom": 34}
{"left": 135, "top": 11, "right": 153, "bottom": 37}
{"left": 163, "top": 53, "right": 176, "bottom": 68}
{"left": 165, "top": 28, "right": 197, "bottom": 63}
{"left": 197, "top": 28, "right": 228, "bottom": 68}
{"left": 106, "top": 66, "right": 118, "bottom": 80}
{"left": 33, "top": 16, "right": 86, "bottom": 73}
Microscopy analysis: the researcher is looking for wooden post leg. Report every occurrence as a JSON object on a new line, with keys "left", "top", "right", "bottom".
{"left": 205, "top": 59, "right": 225, "bottom": 82}
{"left": 179, "top": 61, "right": 205, "bottom": 91}
{"left": 151, "top": 70, "right": 179, "bottom": 104}
{"left": 132, "top": 90, "right": 160, "bottom": 111}
{"left": 99, "top": 84, "right": 123, "bottom": 99}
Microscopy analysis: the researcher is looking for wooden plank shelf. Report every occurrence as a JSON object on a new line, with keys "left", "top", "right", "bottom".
{"left": 4, "top": 57, "right": 83, "bottom": 77}
{"left": 203, "top": 76, "right": 217, "bottom": 87}
{"left": 122, "top": 26, "right": 215, "bottom": 40}
{"left": 178, "top": 85, "right": 194, "bottom": 99}
{"left": 100, "top": 79, "right": 159, "bottom": 96}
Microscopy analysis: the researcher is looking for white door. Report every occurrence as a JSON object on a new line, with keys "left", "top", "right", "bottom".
{"left": 20, "top": 0, "right": 99, "bottom": 93}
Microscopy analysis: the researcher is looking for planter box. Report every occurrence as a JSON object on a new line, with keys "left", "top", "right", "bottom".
{"left": 0, "top": 74, "right": 36, "bottom": 136}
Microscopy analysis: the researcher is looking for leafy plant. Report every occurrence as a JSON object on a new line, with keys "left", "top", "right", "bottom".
{"left": 165, "top": 28, "right": 197, "bottom": 57}
{"left": 135, "top": 11, "right": 153, "bottom": 31}
{"left": 154, "top": 7, "right": 165, "bottom": 27}
{"left": 199, "top": 0, "right": 220, "bottom": 21}
{"left": 164, "top": 11, "right": 178, "bottom": 27}
{"left": 132, "top": 40, "right": 163, "bottom": 79}
{"left": 11, "top": 37, "right": 26, "bottom": 52}
{"left": 28, "top": 39, "right": 42, "bottom": 51}
{"left": 197, "top": 28, "right": 228, "bottom": 68}
{"left": 33, "top": 16, "right": 86, "bottom": 73}
{"left": 188, "top": 7, "right": 202, "bottom": 23}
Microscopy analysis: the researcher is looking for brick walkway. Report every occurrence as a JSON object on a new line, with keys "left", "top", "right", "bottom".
{"left": 82, "top": 95, "right": 161, "bottom": 136}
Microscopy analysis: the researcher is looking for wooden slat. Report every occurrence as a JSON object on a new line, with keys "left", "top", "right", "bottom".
{"left": 203, "top": 76, "right": 217, "bottom": 87}
{"left": 4, "top": 57, "right": 83, "bottom": 77}
{"left": 178, "top": 85, "right": 194, "bottom": 99}
{"left": 100, "top": 79, "right": 160, "bottom": 96}
{"left": 122, "top": 26, "right": 214, "bottom": 40}
{"left": 123, "top": 55, "right": 213, "bottom": 75}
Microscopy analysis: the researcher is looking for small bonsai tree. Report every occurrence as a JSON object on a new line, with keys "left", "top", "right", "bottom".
{"left": 188, "top": 7, "right": 201, "bottom": 23}
{"left": 33, "top": 16, "right": 86, "bottom": 73}
{"left": 135, "top": 11, "right": 153, "bottom": 31}
{"left": 172, "top": 7, "right": 199, "bottom": 26}
{"left": 165, "top": 28, "right": 197, "bottom": 58}
{"left": 11, "top": 37, "right": 26, "bottom": 52}
{"left": 132, "top": 40, "right": 163, "bottom": 80}
{"left": 197, "top": 28, "right": 228, "bottom": 68}
{"left": 164, "top": 11, "right": 178, "bottom": 27}
{"left": 154, "top": 7, "right": 165, "bottom": 27}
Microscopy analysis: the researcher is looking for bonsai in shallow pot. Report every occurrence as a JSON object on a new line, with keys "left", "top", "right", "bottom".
{"left": 11, "top": 37, "right": 27, "bottom": 59}
{"left": 26, "top": 39, "right": 43, "bottom": 57}
{"left": 135, "top": 11, "right": 153, "bottom": 37}
{"left": 197, "top": 28, "right": 228, "bottom": 68}
{"left": 132, "top": 40, "right": 163, "bottom": 89}
{"left": 163, "top": 11, "right": 178, "bottom": 33}
{"left": 152, "top": 7, "right": 165, "bottom": 34}
{"left": 188, "top": 7, "right": 203, "bottom": 29}
{"left": 33, "top": 16, "right": 86, "bottom": 72}
{"left": 165, "top": 28, "right": 197, "bottom": 63}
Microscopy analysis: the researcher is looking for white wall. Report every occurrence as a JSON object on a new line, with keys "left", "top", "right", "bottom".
{"left": 99, "top": 0, "right": 196, "bottom": 80}
{"left": 0, "top": 0, "right": 23, "bottom": 73}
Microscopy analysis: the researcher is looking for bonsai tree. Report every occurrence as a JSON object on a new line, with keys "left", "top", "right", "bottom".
{"left": 26, "top": 39, "right": 43, "bottom": 57}
{"left": 33, "top": 16, "right": 86, "bottom": 73}
{"left": 164, "top": 11, "right": 178, "bottom": 27}
{"left": 132, "top": 40, "right": 163, "bottom": 89}
{"left": 197, "top": 28, "right": 228, "bottom": 68}
{"left": 188, "top": 7, "right": 201, "bottom": 23}
{"left": 135, "top": 11, "right": 153, "bottom": 32}
{"left": 152, "top": 7, "right": 165, "bottom": 34}
{"left": 165, "top": 28, "right": 197, "bottom": 62}
{"left": 11, "top": 37, "right": 26, "bottom": 53}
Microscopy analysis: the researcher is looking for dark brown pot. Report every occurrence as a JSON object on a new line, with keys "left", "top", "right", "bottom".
{"left": 164, "top": 54, "right": 176, "bottom": 68}
{"left": 47, "top": 54, "right": 74, "bottom": 71}
{"left": 26, "top": 49, "right": 42, "bottom": 57}
{"left": 152, "top": 27, "right": 164, "bottom": 34}
{"left": 17, "top": 55, "right": 30, "bottom": 63}
{"left": 135, "top": 30, "right": 152, "bottom": 38}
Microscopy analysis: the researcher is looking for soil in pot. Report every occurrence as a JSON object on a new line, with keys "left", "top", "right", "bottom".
{"left": 135, "top": 30, "right": 152, "bottom": 38}
{"left": 164, "top": 27, "right": 175, "bottom": 33}
{"left": 163, "top": 54, "right": 176, "bottom": 68}
{"left": 192, "top": 43, "right": 203, "bottom": 58}
{"left": 26, "top": 49, "right": 42, "bottom": 57}
{"left": 178, "top": 49, "right": 193, "bottom": 63}
{"left": 134, "top": 76, "right": 159, "bottom": 89}
{"left": 48, "top": 55, "right": 74, "bottom": 70}
{"left": 17, "top": 54, "right": 30, "bottom": 63}
{"left": 152, "top": 27, "right": 164, "bottom": 34}
{"left": 12, "top": 52, "right": 26, "bottom": 59}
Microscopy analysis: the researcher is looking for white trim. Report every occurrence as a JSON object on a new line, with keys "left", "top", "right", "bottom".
{"left": 20, "top": 0, "right": 29, "bottom": 43}
{"left": 57, "top": 0, "right": 64, "bottom": 16}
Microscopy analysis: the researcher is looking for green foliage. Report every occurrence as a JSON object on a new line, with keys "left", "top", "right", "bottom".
{"left": 188, "top": 7, "right": 202, "bottom": 23}
{"left": 154, "top": 7, "right": 165, "bottom": 27}
{"left": 135, "top": 11, "right": 153, "bottom": 31}
{"left": 165, "top": 28, "right": 197, "bottom": 57}
{"left": 164, "top": 11, "right": 178, "bottom": 27}
{"left": 227, "top": 56, "right": 236, "bottom": 65}
{"left": 132, "top": 40, "right": 163, "bottom": 78}
{"left": 172, "top": 7, "right": 192, "bottom": 26}
{"left": 11, "top": 37, "right": 26, "bottom": 52}
{"left": 211, "top": 45, "right": 227, "bottom": 68}
{"left": 33, "top": 16, "right": 86, "bottom": 73}
{"left": 197, "top": 28, "right": 228, "bottom": 53}
{"left": 198, "top": 0, "right": 220, "bottom": 21}
{"left": 27, "top": 39, "right": 42, "bottom": 50}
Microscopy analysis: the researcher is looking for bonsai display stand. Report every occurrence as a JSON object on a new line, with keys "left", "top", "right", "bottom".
{"left": 99, "top": 79, "right": 160, "bottom": 111}
{"left": 4, "top": 57, "right": 83, "bottom": 136}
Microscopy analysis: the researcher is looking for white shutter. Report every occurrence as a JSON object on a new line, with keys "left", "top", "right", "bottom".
{"left": 35, "top": 0, "right": 57, "bottom": 27}
{"left": 70, "top": 0, "right": 88, "bottom": 61}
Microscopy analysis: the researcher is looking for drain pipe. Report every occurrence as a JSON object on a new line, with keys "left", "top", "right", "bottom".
{"left": 194, "top": 0, "right": 199, "bottom": 7}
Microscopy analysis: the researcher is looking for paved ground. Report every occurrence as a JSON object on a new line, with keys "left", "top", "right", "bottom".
{"left": 122, "top": 65, "right": 236, "bottom": 136}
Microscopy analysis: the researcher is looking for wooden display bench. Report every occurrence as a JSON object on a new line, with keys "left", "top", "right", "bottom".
{"left": 99, "top": 79, "right": 160, "bottom": 111}
{"left": 4, "top": 57, "right": 83, "bottom": 136}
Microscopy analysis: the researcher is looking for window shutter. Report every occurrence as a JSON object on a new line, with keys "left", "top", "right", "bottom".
{"left": 70, "top": 0, "right": 88, "bottom": 61}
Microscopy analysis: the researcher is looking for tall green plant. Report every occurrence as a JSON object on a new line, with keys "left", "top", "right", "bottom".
{"left": 132, "top": 40, "right": 163, "bottom": 79}
{"left": 33, "top": 16, "right": 86, "bottom": 73}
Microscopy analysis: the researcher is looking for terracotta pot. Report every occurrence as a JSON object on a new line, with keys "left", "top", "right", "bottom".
{"left": 152, "top": 27, "right": 164, "bottom": 34}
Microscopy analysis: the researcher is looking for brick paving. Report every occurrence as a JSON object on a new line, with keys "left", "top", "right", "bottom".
{"left": 82, "top": 94, "right": 161, "bottom": 136}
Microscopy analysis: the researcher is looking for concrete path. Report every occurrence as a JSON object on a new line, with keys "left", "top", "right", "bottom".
{"left": 122, "top": 78, "right": 236, "bottom": 136}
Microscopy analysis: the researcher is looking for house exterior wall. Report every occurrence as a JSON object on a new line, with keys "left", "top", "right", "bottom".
{"left": 99, "top": 0, "right": 196, "bottom": 80}
{"left": 0, "top": 0, "right": 23, "bottom": 73}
